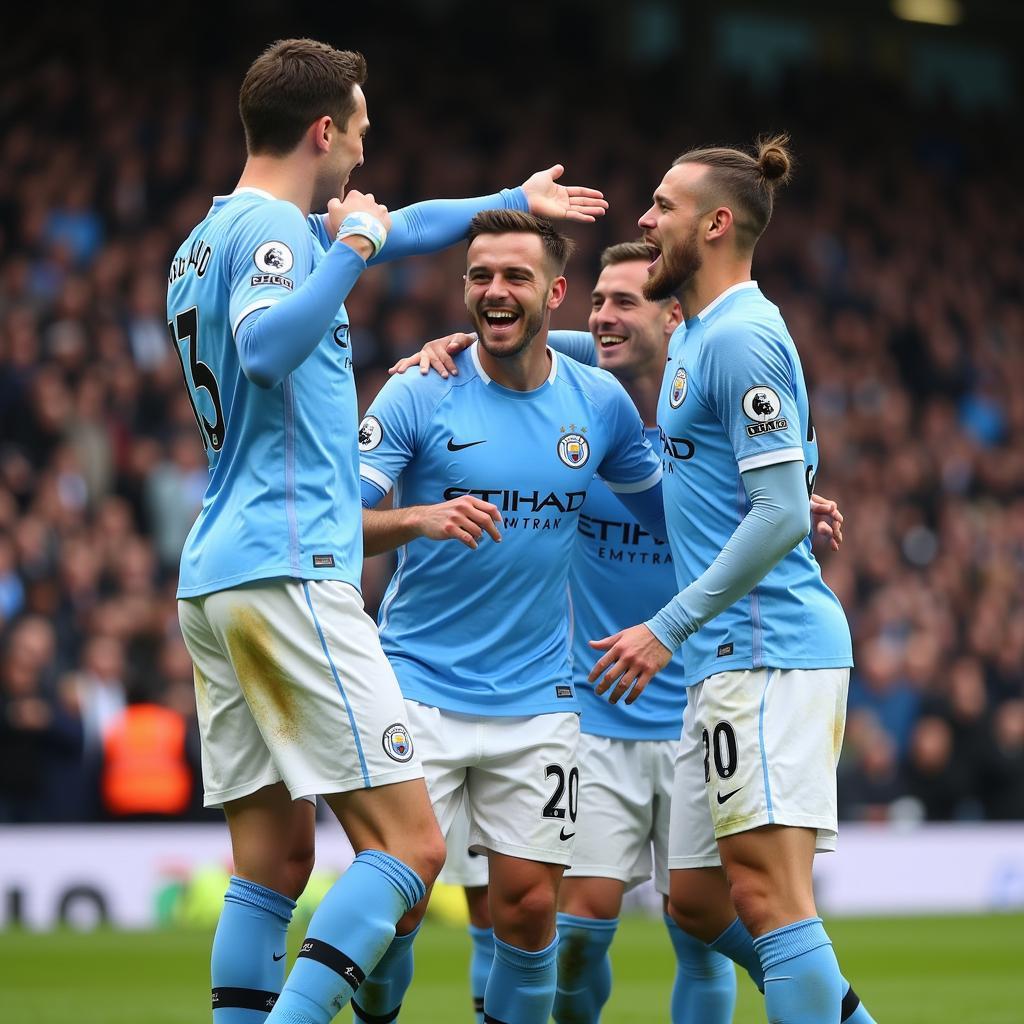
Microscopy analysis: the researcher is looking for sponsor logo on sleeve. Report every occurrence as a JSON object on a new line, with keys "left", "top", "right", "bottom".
{"left": 741, "top": 385, "right": 788, "bottom": 437}
{"left": 383, "top": 723, "right": 414, "bottom": 762}
{"left": 358, "top": 415, "right": 383, "bottom": 452}
{"left": 250, "top": 273, "right": 294, "bottom": 290}
{"left": 254, "top": 241, "right": 294, "bottom": 274}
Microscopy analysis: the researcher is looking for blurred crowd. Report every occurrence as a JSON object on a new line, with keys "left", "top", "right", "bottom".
{"left": 1, "top": 31, "right": 1022, "bottom": 824}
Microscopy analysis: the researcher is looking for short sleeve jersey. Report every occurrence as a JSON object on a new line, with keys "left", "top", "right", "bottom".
{"left": 167, "top": 189, "right": 363, "bottom": 598}
{"left": 657, "top": 282, "right": 852, "bottom": 685}
{"left": 360, "top": 343, "right": 662, "bottom": 716}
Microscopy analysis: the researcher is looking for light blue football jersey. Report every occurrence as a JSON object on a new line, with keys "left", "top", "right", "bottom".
{"left": 168, "top": 186, "right": 527, "bottom": 599}
{"left": 658, "top": 281, "right": 852, "bottom": 685}
{"left": 360, "top": 343, "right": 663, "bottom": 717}
{"left": 570, "top": 426, "right": 687, "bottom": 742}
{"left": 168, "top": 188, "right": 364, "bottom": 597}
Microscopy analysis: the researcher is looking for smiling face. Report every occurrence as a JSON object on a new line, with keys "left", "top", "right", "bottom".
{"left": 589, "top": 259, "right": 679, "bottom": 380}
{"left": 637, "top": 162, "right": 712, "bottom": 302}
{"left": 464, "top": 232, "right": 565, "bottom": 359}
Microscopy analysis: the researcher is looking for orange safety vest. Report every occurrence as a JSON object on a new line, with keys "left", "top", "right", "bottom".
{"left": 102, "top": 704, "right": 192, "bottom": 816}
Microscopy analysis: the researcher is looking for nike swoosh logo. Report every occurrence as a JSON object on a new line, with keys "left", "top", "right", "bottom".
{"left": 447, "top": 437, "right": 486, "bottom": 451}
{"left": 272, "top": 952, "right": 286, "bottom": 961}
{"left": 559, "top": 827, "right": 576, "bottom": 841}
{"left": 717, "top": 788, "right": 743, "bottom": 805}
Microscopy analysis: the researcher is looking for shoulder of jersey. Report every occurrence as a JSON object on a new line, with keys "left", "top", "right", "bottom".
{"left": 703, "top": 294, "right": 788, "bottom": 352}
{"left": 556, "top": 354, "right": 625, "bottom": 404}
{"left": 384, "top": 345, "right": 482, "bottom": 400}
{"left": 227, "top": 194, "right": 309, "bottom": 234}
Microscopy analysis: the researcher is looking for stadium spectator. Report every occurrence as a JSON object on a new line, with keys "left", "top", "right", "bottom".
{"left": 0, "top": 616, "right": 84, "bottom": 821}
{"left": 904, "top": 717, "right": 972, "bottom": 822}
{"left": 0, "top": 36, "right": 1021, "bottom": 825}
{"left": 100, "top": 692, "right": 194, "bottom": 820}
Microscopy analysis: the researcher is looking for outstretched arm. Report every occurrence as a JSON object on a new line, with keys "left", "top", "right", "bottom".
{"left": 319, "top": 164, "right": 607, "bottom": 261}
{"left": 588, "top": 459, "right": 810, "bottom": 704}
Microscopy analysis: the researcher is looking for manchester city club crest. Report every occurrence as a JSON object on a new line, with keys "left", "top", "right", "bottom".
{"left": 382, "top": 723, "right": 414, "bottom": 762}
{"left": 670, "top": 366, "right": 688, "bottom": 408}
{"left": 557, "top": 431, "right": 590, "bottom": 468}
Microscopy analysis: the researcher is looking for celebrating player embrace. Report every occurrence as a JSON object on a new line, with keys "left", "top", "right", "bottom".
{"left": 355, "top": 211, "right": 665, "bottom": 1024}
{"left": 166, "top": 37, "right": 606, "bottom": 1024}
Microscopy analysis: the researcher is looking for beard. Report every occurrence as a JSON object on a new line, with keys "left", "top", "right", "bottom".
{"left": 643, "top": 223, "right": 702, "bottom": 302}
{"left": 470, "top": 302, "right": 545, "bottom": 360}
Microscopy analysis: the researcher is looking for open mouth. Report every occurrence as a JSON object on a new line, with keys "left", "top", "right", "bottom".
{"left": 482, "top": 308, "right": 521, "bottom": 333}
{"left": 599, "top": 334, "right": 627, "bottom": 350}
{"left": 644, "top": 239, "right": 662, "bottom": 271}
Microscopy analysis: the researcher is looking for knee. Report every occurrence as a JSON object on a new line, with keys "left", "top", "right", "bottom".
{"left": 667, "top": 896, "right": 710, "bottom": 940}
{"left": 408, "top": 827, "right": 447, "bottom": 888}
{"left": 493, "top": 881, "right": 557, "bottom": 947}
{"left": 725, "top": 871, "right": 772, "bottom": 932}
{"left": 281, "top": 843, "right": 316, "bottom": 901}
{"left": 667, "top": 888, "right": 726, "bottom": 944}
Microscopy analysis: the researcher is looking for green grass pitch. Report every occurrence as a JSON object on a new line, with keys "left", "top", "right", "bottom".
{"left": 3, "top": 913, "right": 1021, "bottom": 1022}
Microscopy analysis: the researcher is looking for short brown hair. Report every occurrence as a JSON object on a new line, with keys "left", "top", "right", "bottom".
{"left": 599, "top": 240, "right": 651, "bottom": 269}
{"left": 674, "top": 134, "right": 794, "bottom": 250}
{"left": 467, "top": 210, "right": 575, "bottom": 276}
{"left": 239, "top": 38, "right": 367, "bottom": 156}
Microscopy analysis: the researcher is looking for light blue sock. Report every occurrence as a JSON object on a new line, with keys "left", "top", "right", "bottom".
{"left": 663, "top": 914, "right": 736, "bottom": 1024}
{"left": 841, "top": 985, "right": 878, "bottom": 1024}
{"left": 468, "top": 924, "right": 495, "bottom": 1023}
{"left": 708, "top": 916, "right": 765, "bottom": 990}
{"left": 266, "top": 851, "right": 425, "bottom": 1024}
{"left": 754, "top": 916, "right": 843, "bottom": 1024}
{"left": 552, "top": 913, "right": 617, "bottom": 1023}
{"left": 710, "top": 915, "right": 873, "bottom": 1021}
{"left": 211, "top": 876, "right": 296, "bottom": 1022}
{"left": 484, "top": 932, "right": 559, "bottom": 1024}
{"left": 351, "top": 923, "right": 420, "bottom": 1023}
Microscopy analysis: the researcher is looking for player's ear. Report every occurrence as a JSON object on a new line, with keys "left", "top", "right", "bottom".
{"left": 665, "top": 299, "right": 683, "bottom": 334}
{"left": 547, "top": 276, "right": 567, "bottom": 310}
{"left": 312, "top": 116, "right": 333, "bottom": 154}
{"left": 706, "top": 206, "right": 733, "bottom": 242}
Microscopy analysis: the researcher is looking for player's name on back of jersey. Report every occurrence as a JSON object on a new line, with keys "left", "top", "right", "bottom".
{"left": 167, "top": 239, "right": 213, "bottom": 286}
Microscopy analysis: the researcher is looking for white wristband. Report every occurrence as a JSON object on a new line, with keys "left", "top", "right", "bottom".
{"left": 336, "top": 211, "right": 388, "bottom": 259}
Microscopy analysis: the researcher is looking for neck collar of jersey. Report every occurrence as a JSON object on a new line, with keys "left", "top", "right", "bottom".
{"left": 471, "top": 340, "right": 558, "bottom": 397}
{"left": 694, "top": 280, "right": 759, "bottom": 324}
{"left": 213, "top": 186, "right": 279, "bottom": 203}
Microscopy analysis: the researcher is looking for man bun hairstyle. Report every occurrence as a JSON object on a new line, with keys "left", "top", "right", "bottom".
{"left": 467, "top": 209, "right": 576, "bottom": 276}
{"left": 240, "top": 38, "right": 367, "bottom": 156}
{"left": 674, "top": 132, "right": 794, "bottom": 249}
{"left": 755, "top": 134, "right": 793, "bottom": 186}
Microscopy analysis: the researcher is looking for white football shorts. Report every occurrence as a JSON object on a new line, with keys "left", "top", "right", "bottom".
{"left": 437, "top": 798, "right": 489, "bottom": 888}
{"left": 178, "top": 578, "right": 424, "bottom": 807}
{"left": 668, "top": 668, "right": 849, "bottom": 869}
{"left": 406, "top": 701, "right": 580, "bottom": 866}
{"left": 565, "top": 732, "right": 677, "bottom": 895}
